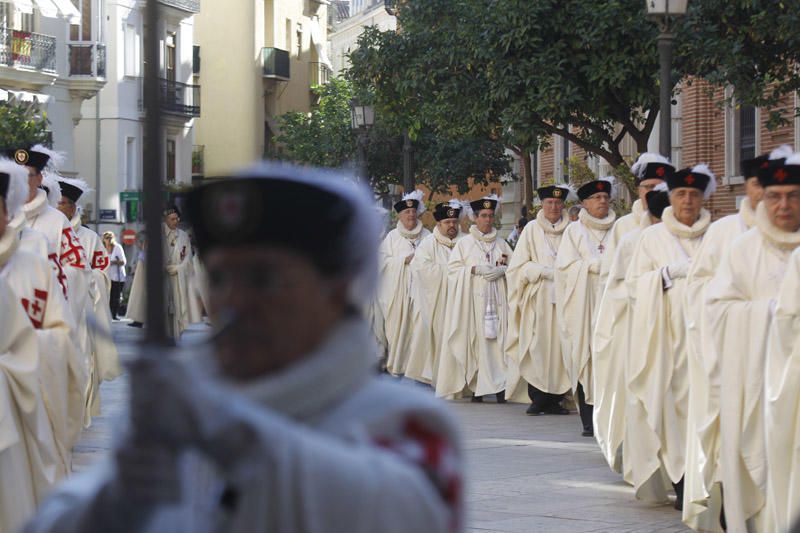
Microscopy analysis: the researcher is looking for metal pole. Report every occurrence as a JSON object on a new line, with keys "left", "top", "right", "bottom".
{"left": 402, "top": 130, "right": 413, "bottom": 192}
{"left": 657, "top": 28, "right": 674, "bottom": 159}
{"left": 357, "top": 131, "right": 368, "bottom": 182}
{"left": 143, "top": 0, "right": 167, "bottom": 345}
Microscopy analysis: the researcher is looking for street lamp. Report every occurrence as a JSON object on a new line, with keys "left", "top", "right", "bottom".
{"left": 350, "top": 99, "right": 375, "bottom": 182}
{"left": 646, "top": 0, "right": 688, "bottom": 158}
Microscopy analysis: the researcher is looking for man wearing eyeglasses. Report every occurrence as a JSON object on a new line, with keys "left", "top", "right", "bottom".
{"left": 705, "top": 150, "right": 800, "bottom": 532}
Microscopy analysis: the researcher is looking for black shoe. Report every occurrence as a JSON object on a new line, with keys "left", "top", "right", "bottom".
{"left": 526, "top": 403, "right": 545, "bottom": 416}
{"left": 545, "top": 404, "right": 570, "bottom": 415}
{"left": 672, "top": 479, "right": 685, "bottom": 511}
{"left": 127, "top": 321, "right": 143, "bottom": 328}
{"left": 496, "top": 390, "right": 507, "bottom": 404}
{"left": 581, "top": 429, "right": 594, "bottom": 437}
{"left": 471, "top": 394, "right": 483, "bottom": 403}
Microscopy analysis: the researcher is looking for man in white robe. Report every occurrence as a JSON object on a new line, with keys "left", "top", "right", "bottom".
{"left": 126, "top": 234, "right": 146, "bottom": 327}
{"left": 0, "top": 160, "right": 72, "bottom": 505}
{"left": 682, "top": 152, "right": 774, "bottom": 531}
{"left": 706, "top": 154, "right": 800, "bottom": 532}
{"left": 625, "top": 164, "right": 715, "bottom": 508}
{"left": 764, "top": 247, "right": 800, "bottom": 531}
{"left": 555, "top": 178, "right": 617, "bottom": 436}
{"left": 163, "top": 206, "right": 195, "bottom": 340}
{"left": 24, "top": 163, "right": 463, "bottom": 533}
{"left": 56, "top": 178, "right": 122, "bottom": 426}
{"left": 593, "top": 159, "right": 672, "bottom": 471}
{"left": 505, "top": 186, "right": 571, "bottom": 413}
{"left": 406, "top": 200, "right": 465, "bottom": 386}
{"left": 378, "top": 190, "right": 430, "bottom": 376}
{"left": 437, "top": 196, "right": 512, "bottom": 402}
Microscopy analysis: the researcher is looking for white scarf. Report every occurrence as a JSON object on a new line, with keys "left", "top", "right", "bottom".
{"left": 536, "top": 211, "right": 570, "bottom": 235}
{"left": 755, "top": 201, "right": 800, "bottom": 252}
{"left": 0, "top": 223, "right": 19, "bottom": 269}
{"left": 397, "top": 220, "right": 424, "bottom": 243}
{"left": 22, "top": 189, "right": 48, "bottom": 223}
{"left": 578, "top": 207, "right": 617, "bottom": 230}
{"left": 469, "top": 225, "right": 501, "bottom": 339}
{"left": 233, "top": 317, "right": 374, "bottom": 422}
{"left": 432, "top": 225, "right": 461, "bottom": 249}
{"left": 661, "top": 206, "right": 711, "bottom": 240}
{"left": 739, "top": 196, "right": 757, "bottom": 231}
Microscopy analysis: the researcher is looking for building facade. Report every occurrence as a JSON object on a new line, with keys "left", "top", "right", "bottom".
{"left": 328, "top": 0, "right": 395, "bottom": 77}
{"left": 193, "top": 0, "right": 332, "bottom": 179}
{"left": 73, "top": 0, "right": 199, "bottom": 234}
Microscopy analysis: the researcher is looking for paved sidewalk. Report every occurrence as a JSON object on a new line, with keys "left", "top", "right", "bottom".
{"left": 74, "top": 322, "right": 689, "bottom": 532}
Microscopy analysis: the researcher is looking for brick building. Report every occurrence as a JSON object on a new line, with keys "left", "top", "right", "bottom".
{"left": 530, "top": 80, "right": 799, "bottom": 220}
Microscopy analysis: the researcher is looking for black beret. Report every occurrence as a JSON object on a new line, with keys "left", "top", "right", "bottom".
{"left": 741, "top": 154, "right": 770, "bottom": 179}
{"left": 393, "top": 198, "right": 419, "bottom": 213}
{"left": 668, "top": 169, "right": 711, "bottom": 192}
{"left": 433, "top": 202, "right": 462, "bottom": 222}
{"left": 4, "top": 148, "right": 49, "bottom": 172}
{"left": 577, "top": 180, "right": 612, "bottom": 201}
{"left": 757, "top": 159, "right": 800, "bottom": 188}
{"left": 186, "top": 177, "right": 354, "bottom": 276}
{"left": 58, "top": 181, "right": 84, "bottom": 203}
{"left": 537, "top": 185, "right": 569, "bottom": 200}
{"left": 638, "top": 162, "right": 674, "bottom": 184}
{"left": 469, "top": 198, "right": 498, "bottom": 213}
{"left": 645, "top": 190, "right": 670, "bottom": 220}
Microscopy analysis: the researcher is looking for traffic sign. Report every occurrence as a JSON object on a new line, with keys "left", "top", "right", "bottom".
{"left": 121, "top": 229, "right": 137, "bottom": 246}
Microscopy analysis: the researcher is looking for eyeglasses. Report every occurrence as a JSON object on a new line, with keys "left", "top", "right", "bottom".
{"left": 638, "top": 184, "right": 659, "bottom": 191}
{"left": 763, "top": 190, "right": 800, "bottom": 205}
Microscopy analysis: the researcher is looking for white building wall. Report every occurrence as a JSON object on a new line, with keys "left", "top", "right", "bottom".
{"left": 328, "top": 3, "right": 395, "bottom": 76}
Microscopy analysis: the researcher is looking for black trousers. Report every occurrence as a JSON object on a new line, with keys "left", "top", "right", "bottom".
{"left": 527, "top": 384, "right": 564, "bottom": 410}
{"left": 110, "top": 281, "right": 124, "bottom": 319}
{"left": 576, "top": 382, "right": 593, "bottom": 432}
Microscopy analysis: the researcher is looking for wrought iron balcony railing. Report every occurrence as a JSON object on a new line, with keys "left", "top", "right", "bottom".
{"left": 309, "top": 62, "right": 331, "bottom": 87}
{"left": 68, "top": 41, "right": 106, "bottom": 79}
{"left": 138, "top": 77, "right": 201, "bottom": 118}
{"left": 0, "top": 27, "right": 56, "bottom": 73}
{"left": 262, "top": 47, "right": 290, "bottom": 80}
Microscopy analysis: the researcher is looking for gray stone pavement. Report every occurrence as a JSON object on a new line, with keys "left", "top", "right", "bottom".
{"left": 73, "top": 321, "right": 689, "bottom": 532}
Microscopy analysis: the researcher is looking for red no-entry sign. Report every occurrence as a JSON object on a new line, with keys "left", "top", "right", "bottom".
{"left": 121, "top": 229, "right": 137, "bottom": 246}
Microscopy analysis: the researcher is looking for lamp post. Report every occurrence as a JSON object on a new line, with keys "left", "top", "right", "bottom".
{"left": 350, "top": 99, "right": 375, "bottom": 182}
{"left": 646, "top": 0, "right": 688, "bottom": 158}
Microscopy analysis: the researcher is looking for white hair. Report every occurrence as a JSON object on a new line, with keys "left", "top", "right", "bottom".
{"left": 233, "top": 161, "right": 380, "bottom": 310}
{"left": 0, "top": 157, "right": 29, "bottom": 217}
{"left": 631, "top": 152, "right": 671, "bottom": 179}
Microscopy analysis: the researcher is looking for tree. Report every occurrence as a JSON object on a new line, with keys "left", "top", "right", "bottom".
{"left": 274, "top": 77, "right": 511, "bottom": 194}
{"left": 0, "top": 100, "right": 50, "bottom": 149}
{"left": 348, "top": 0, "right": 800, "bottom": 204}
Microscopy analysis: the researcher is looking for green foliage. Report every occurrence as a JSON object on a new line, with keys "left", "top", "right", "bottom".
{"left": 0, "top": 100, "right": 50, "bottom": 149}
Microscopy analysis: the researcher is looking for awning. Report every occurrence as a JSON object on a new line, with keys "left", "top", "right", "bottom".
{"left": 0, "top": 88, "right": 52, "bottom": 105}
{"left": 309, "top": 16, "right": 334, "bottom": 71}
{"left": 0, "top": 0, "right": 81, "bottom": 24}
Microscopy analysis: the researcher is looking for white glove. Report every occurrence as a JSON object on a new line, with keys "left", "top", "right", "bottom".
{"left": 484, "top": 265, "right": 507, "bottom": 281}
{"left": 588, "top": 258, "right": 601, "bottom": 274}
{"left": 666, "top": 259, "right": 691, "bottom": 280}
{"left": 473, "top": 264, "right": 493, "bottom": 276}
{"left": 165, "top": 264, "right": 178, "bottom": 276}
{"left": 541, "top": 266, "right": 554, "bottom": 281}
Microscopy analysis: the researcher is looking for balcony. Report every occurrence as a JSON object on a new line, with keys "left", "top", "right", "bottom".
{"left": 0, "top": 27, "right": 56, "bottom": 74}
{"left": 68, "top": 42, "right": 106, "bottom": 79}
{"left": 262, "top": 47, "right": 290, "bottom": 80}
{"left": 158, "top": 0, "right": 200, "bottom": 14}
{"left": 160, "top": 78, "right": 200, "bottom": 118}
{"left": 309, "top": 62, "right": 331, "bottom": 87}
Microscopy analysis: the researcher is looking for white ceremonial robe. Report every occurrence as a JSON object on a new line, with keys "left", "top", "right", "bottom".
{"left": 72, "top": 216, "right": 122, "bottom": 424}
{"left": 625, "top": 206, "right": 710, "bottom": 502}
{"left": 164, "top": 225, "right": 194, "bottom": 339}
{"left": 0, "top": 229, "right": 76, "bottom": 495}
{"left": 504, "top": 212, "right": 571, "bottom": 403}
{"left": 706, "top": 203, "right": 800, "bottom": 533}
{"left": 406, "top": 226, "right": 464, "bottom": 385}
{"left": 126, "top": 250, "right": 146, "bottom": 323}
{"left": 25, "top": 318, "right": 463, "bottom": 533}
{"left": 437, "top": 226, "right": 513, "bottom": 398}
{"left": 378, "top": 221, "right": 430, "bottom": 376}
{"left": 682, "top": 198, "right": 756, "bottom": 532}
{"left": 764, "top": 247, "right": 800, "bottom": 531}
{"left": 555, "top": 208, "right": 617, "bottom": 404}
{"left": 593, "top": 210, "right": 651, "bottom": 474}
{"left": 610, "top": 199, "right": 646, "bottom": 245}
{"left": 188, "top": 254, "right": 209, "bottom": 324}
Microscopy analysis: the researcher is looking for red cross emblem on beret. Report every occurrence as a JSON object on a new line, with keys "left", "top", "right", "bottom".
{"left": 597, "top": 182, "right": 605, "bottom": 191}
{"left": 775, "top": 168, "right": 788, "bottom": 182}
{"left": 655, "top": 166, "right": 666, "bottom": 177}
{"left": 685, "top": 174, "right": 695, "bottom": 185}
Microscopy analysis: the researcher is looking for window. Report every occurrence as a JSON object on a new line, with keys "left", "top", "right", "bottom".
{"left": 285, "top": 19, "right": 292, "bottom": 53}
{"left": 166, "top": 139, "right": 176, "bottom": 182}
{"left": 296, "top": 22, "right": 303, "bottom": 55}
{"left": 193, "top": 45, "right": 200, "bottom": 75}
{"left": 125, "top": 137, "right": 136, "bottom": 189}
{"left": 165, "top": 32, "right": 176, "bottom": 82}
{"left": 560, "top": 134, "right": 570, "bottom": 183}
{"left": 124, "top": 24, "right": 138, "bottom": 77}
{"left": 739, "top": 105, "right": 756, "bottom": 164}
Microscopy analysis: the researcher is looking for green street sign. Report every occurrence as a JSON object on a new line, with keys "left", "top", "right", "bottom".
{"left": 120, "top": 191, "right": 141, "bottom": 202}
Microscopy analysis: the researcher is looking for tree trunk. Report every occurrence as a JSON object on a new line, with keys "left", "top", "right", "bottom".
{"left": 520, "top": 149, "right": 533, "bottom": 214}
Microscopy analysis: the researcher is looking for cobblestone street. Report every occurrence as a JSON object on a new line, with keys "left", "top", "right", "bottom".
{"left": 73, "top": 322, "right": 689, "bottom": 532}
